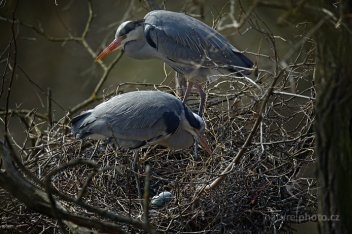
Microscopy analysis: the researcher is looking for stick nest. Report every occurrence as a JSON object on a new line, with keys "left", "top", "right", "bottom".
{"left": 1, "top": 75, "right": 317, "bottom": 233}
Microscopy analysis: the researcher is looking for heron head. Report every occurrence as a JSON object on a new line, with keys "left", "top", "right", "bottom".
{"left": 96, "top": 20, "right": 145, "bottom": 61}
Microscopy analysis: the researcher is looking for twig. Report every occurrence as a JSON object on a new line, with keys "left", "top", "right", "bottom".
{"left": 143, "top": 165, "right": 152, "bottom": 233}
{"left": 0, "top": 109, "right": 48, "bottom": 120}
{"left": 4, "top": 3, "right": 18, "bottom": 133}
{"left": 0, "top": 47, "right": 10, "bottom": 99}
{"left": 273, "top": 90, "right": 315, "bottom": 100}
{"left": 47, "top": 88, "right": 53, "bottom": 126}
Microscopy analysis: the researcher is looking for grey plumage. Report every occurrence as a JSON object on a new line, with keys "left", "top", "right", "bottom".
{"left": 71, "top": 91, "right": 211, "bottom": 154}
{"left": 96, "top": 10, "right": 253, "bottom": 115}
{"left": 142, "top": 10, "right": 253, "bottom": 78}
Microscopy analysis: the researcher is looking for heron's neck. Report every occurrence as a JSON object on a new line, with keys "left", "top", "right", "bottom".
{"left": 123, "top": 40, "right": 146, "bottom": 58}
{"left": 123, "top": 27, "right": 159, "bottom": 60}
{"left": 124, "top": 39, "right": 159, "bottom": 59}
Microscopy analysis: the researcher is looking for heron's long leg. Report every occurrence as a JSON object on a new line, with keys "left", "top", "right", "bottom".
{"left": 190, "top": 82, "right": 206, "bottom": 158}
{"left": 194, "top": 82, "right": 206, "bottom": 116}
{"left": 183, "top": 81, "right": 193, "bottom": 103}
{"left": 175, "top": 72, "right": 187, "bottom": 97}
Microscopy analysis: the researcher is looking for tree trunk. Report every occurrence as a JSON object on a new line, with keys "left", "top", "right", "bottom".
{"left": 316, "top": 1, "right": 352, "bottom": 233}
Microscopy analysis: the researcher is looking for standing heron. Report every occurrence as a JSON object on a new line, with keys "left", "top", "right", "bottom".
{"left": 71, "top": 90, "right": 212, "bottom": 156}
{"left": 95, "top": 10, "right": 253, "bottom": 115}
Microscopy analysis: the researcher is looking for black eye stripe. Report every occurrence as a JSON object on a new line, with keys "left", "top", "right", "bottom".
{"left": 119, "top": 20, "right": 145, "bottom": 36}
{"left": 121, "top": 24, "right": 135, "bottom": 35}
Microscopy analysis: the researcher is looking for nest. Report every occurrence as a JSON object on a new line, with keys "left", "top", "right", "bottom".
{"left": 0, "top": 72, "right": 317, "bottom": 233}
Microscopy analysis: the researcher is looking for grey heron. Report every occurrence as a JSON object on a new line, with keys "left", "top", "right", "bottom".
{"left": 71, "top": 90, "right": 212, "bottom": 156}
{"left": 95, "top": 10, "right": 253, "bottom": 115}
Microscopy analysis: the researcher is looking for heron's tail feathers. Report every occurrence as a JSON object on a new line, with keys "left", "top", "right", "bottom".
{"left": 238, "top": 52, "right": 253, "bottom": 68}
{"left": 230, "top": 50, "right": 253, "bottom": 75}
{"left": 70, "top": 111, "right": 94, "bottom": 139}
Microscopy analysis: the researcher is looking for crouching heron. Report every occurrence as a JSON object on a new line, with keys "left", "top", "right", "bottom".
{"left": 95, "top": 10, "right": 253, "bottom": 115}
{"left": 71, "top": 90, "right": 212, "bottom": 156}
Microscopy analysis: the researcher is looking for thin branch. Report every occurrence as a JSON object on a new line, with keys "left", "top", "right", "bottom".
{"left": 143, "top": 165, "right": 151, "bottom": 232}
{"left": 46, "top": 88, "right": 53, "bottom": 126}
{"left": 273, "top": 90, "right": 315, "bottom": 100}
{"left": 0, "top": 109, "right": 48, "bottom": 120}
{"left": 81, "top": 0, "right": 93, "bottom": 39}
{"left": 4, "top": 4, "right": 18, "bottom": 133}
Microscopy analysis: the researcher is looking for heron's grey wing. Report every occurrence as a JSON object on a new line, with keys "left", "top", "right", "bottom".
{"left": 90, "top": 91, "right": 183, "bottom": 143}
{"left": 144, "top": 10, "right": 253, "bottom": 71}
{"left": 71, "top": 111, "right": 96, "bottom": 138}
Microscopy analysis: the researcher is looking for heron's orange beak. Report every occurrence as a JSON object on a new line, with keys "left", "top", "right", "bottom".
{"left": 95, "top": 37, "right": 123, "bottom": 61}
{"left": 195, "top": 130, "right": 213, "bottom": 157}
